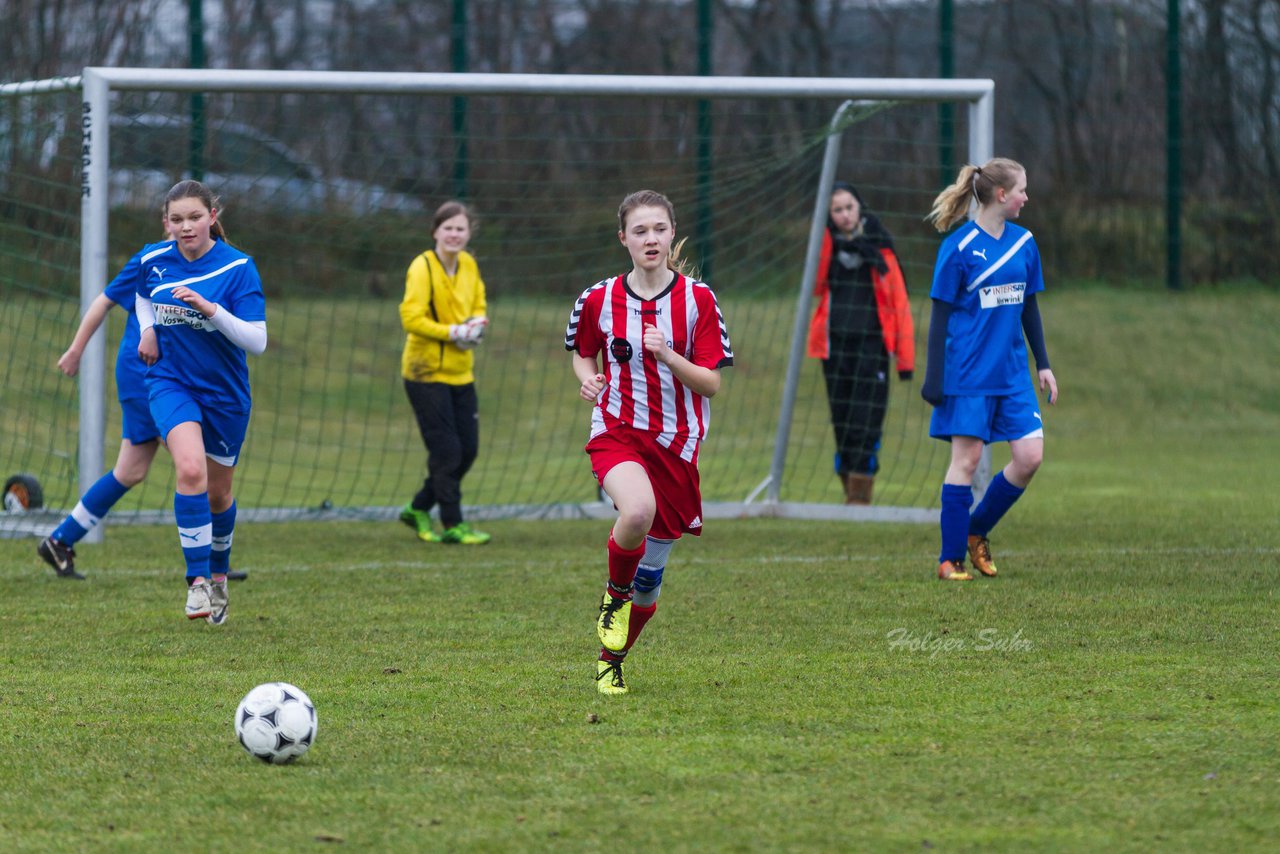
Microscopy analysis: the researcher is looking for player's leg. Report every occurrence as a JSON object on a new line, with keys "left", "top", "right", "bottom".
{"left": 205, "top": 459, "right": 237, "bottom": 625}
{"left": 625, "top": 535, "right": 672, "bottom": 649}
{"left": 821, "top": 343, "right": 858, "bottom": 494}
{"left": 439, "top": 383, "right": 489, "bottom": 544}
{"left": 400, "top": 379, "right": 445, "bottom": 542}
{"left": 202, "top": 406, "right": 249, "bottom": 622}
{"left": 596, "top": 533, "right": 673, "bottom": 692}
{"left": 937, "top": 436, "right": 982, "bottom": 580}
{"left": 930, "top": 395, "right": 990, "bottom": 580}
{"left": 38, "top": 396, "right": 160, "bottom": 579}
{"left": 165, "top": 420, "right": 215, "bottom": 619}
{"left": 594, "top": 460, "right": 654, "bottom": 653}
{"left": 595, "top": 436, "right": 702, "bottom": 694}
{"left": 149, "top": 384, "right": 215, "bottom": 617}
{"left": 967, "top": 388, "right": 1045, "bottom": 576}
{"left": 842, "top": 341, "right": 889, "bottom": 505}
{"left": 966, "top": 436, "right": 1043, "bottom": 576}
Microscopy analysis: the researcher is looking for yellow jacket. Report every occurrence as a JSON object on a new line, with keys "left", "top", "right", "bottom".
{"left": 399, "top": 249, "right": 487, "bottom": 385}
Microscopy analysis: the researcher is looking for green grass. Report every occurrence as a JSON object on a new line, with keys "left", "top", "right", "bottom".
{"left": 2, "top": 287, "right": 1279, "bottom": 851}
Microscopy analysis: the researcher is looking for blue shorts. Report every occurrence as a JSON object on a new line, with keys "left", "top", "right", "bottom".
{"left": 930, "top": 385, "right": 1044, "bottom": 443}
{"left": 119, "top": 395, "right": 161, "bottom": 444}
{"left": 149, "top": 380, "right": 250, "bottom": 466}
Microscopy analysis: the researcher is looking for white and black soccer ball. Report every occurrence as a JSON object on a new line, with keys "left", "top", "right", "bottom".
{"left": 234, "top": 682, "right": 317, "bottom": 764}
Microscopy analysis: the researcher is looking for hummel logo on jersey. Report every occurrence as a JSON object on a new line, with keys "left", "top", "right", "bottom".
{"left": 632, "top": 307, "right": 664, "bottom": 317}
{"left": 972, "top": 248, "right": 988, "bottom": 260}
{"left": 688, "top": 515, "right": 702, "bottom": 529}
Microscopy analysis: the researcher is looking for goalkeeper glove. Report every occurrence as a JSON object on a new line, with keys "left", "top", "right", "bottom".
{"left": 449, "top": 317, "right": 488, "bottom": 350}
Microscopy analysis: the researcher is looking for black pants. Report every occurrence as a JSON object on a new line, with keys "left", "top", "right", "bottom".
{"left": 821, "top": 334, "right": 889, "bottom": 476}
{"left": 404, "top": 379, "right": 479, "bottom": 529}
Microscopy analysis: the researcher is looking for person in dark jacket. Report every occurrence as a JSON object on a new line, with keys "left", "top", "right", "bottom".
{"left": 806, "top": 182, "right": 915, "bottom": 505}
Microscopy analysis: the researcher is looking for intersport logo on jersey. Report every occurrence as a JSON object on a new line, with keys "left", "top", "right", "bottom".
{"left": 978, "top": 282, "right": 1025, "bottom": 309}
{"left": 155, "top": 303, "right": 214, "bottom": 331}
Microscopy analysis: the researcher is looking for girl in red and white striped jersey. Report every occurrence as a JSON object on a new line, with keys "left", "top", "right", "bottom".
{"left": 564, "top": 189, "right": 734, "bottom": 695}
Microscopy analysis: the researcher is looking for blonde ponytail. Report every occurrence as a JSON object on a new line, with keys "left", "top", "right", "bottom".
{"left": 926, "top": 157, "right": 1026, "bottom": 232}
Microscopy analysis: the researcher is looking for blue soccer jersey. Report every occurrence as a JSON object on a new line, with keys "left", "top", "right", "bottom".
{"left": 136, "top": 239, "right": 266, "bottom": 412}
{"left": 929, "top": 221, "right": 1045, "bottom": 396}
{"left": 104, "top": 241, "right": 172, "bottom": 403}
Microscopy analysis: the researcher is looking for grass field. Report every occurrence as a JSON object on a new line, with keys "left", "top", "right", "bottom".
{"left": 1, "top": 287, "right": 1278, "bottom": 851}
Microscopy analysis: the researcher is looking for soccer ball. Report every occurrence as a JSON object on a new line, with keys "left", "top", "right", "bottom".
{"left": 234, "top": 682, "right": 317, "bottom": 764}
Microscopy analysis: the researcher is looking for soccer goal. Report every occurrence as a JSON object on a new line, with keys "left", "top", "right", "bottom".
{"left": 0, "top": 69, "right": 993, "bottom": 538}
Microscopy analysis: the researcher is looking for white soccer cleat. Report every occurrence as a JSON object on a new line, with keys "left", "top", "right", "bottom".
{"left": 185, "top": 580, "right": 212, "bottom": 620}
{"left": 207, "top": 578, "right": 229, "bottom": 625}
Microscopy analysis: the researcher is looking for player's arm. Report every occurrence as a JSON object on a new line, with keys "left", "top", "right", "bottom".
{"left": 881, "top": 248, "right": 915, "bottom": 380}
{"left": 920, "top": 299, "right": 952, "bottom": 406}
{"left": 166, "top": 285, "right": 267, "bottom": 355}
{"left": 207, "top": 309, "right": 268, "bottom": 355}
{"left": 921, "top": 244, "right": 963, "bottom": 407}
{"left": 471, "top": 266, "right": 488, "bottom": 320}
{"left": 642, "top": 324, "right": 721, "bottom": 398}
{"left": 1021, "top": 293, "right": 1057, "bottom": 404}
{"left": 573, "top": 352, "right": 605, "bottom": 402}
{"left": 399, "top": 256, "right": 452, "bottom": 342}
{"left": 136, "top": 296, "right": 159, "bottom": 366}
{"left": 57, "top": 293, "right": 117, "bottom": 377}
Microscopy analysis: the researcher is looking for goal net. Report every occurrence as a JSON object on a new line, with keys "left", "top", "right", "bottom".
{"left": 0, "top": 70, "right": 992, "bottom": 536}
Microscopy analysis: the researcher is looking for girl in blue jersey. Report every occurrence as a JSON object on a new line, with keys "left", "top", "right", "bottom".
{"left": 921, "top": 158, "right": 1058, "bottom": 581}
{"left": 136, "top": 181, "right": 267, "bottom": 622}
{"left": 37, "top": 238, "right": 171, "bottom": 580}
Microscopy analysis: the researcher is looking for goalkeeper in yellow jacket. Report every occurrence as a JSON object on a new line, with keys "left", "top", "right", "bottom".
{"left": 397, "top": 200, "right": 491, "bottom": 545}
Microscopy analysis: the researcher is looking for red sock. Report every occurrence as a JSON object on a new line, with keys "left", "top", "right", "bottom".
{"left": 623, "top": 602, "right": 657, "bottom": 652}
{"left": 606, "top": 534, "right": 645, "bottom": 598}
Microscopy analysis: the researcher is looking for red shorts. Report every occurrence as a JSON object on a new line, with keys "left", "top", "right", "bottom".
{"left": 586, "top": 427, "right": 704, "bottom": 540}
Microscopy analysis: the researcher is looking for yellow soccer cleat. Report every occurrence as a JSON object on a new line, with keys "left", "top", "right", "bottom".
{"left": 440, "top": 522, "right": 490, "bottom": 545}
{"left": 398, "top": 504, "right": 440, "bottom": 543}
{"left": 596, "top": 593, "right": 632, "bottom": 652}
{"left": 937, "top": 559, "right": 973, "bottom": 581}
{"left": 967, "top": 535, "right": 998, "bottom": 577}
{"left": 595, "top": 659, "right": 628, "bottom": 695}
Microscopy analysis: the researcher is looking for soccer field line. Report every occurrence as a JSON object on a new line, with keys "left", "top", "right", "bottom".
{"left": 48, "top": 544, "right": 1278, "bottom": 581}
{"left": 13, "top": 558, "right": 510, "bottom": 580}
{"left": 715, "top": 545, "right": 1280, "bottom": 565}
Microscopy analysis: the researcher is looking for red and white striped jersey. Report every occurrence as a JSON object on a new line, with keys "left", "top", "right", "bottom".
{"left": 565, "top": 273, "right": 733, "bottom": 463}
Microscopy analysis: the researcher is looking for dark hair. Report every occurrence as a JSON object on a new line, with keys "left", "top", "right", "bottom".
{"left": 828, "top": 181, "right": 866, "bottom": 231}
{"left": 926, "top": 157, "right": 1026, "bottom": 232}
{"left": 831, "top": 181, "right": 864, "bottom": 206}
{"left": 617, "top": 189, "right": 694, "bottom": 277}
{"left": 433, "top": 200, "right": 473, "bottom": 233}
{"left": 164, "top": 180, "right": 227, "bottom": 241}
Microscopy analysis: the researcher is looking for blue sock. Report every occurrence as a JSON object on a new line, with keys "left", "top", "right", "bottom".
{"left": 51, "top": 472, "right": 131, "bottom": 546}
{"left": 939, "top": 483, "right": 974, "bottom": 564}
{"left": 209, "top": 501, "right": 236, "bottom": 576}
{"left": 174, "top": 492, "right": 212, "bottom": 580}
{"left": 969, "top": 472, "right": 1026, "bottom": 538}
